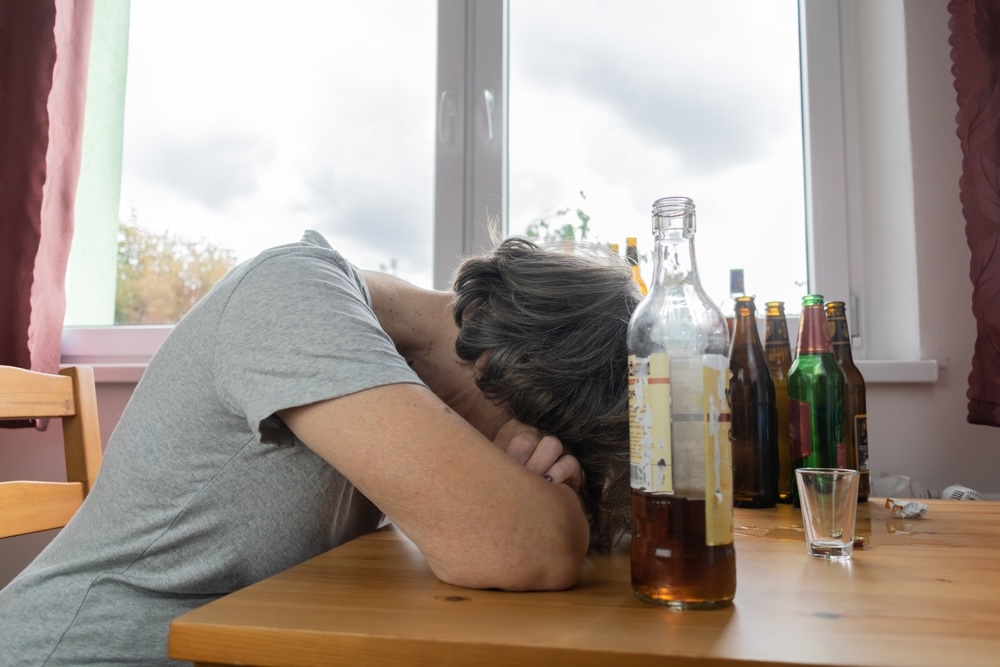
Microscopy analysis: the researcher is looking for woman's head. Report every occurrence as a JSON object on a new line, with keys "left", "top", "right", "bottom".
{"left": 452, "top": 237, "right": 641, "bottom": 552}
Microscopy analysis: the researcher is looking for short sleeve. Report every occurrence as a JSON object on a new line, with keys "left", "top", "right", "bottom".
{"left": 212, "top": 246, "right": 422, "bottom": 442}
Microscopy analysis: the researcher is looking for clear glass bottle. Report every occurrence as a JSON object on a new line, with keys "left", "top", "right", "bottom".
{"left": 788, "top": 294, "right": 845, "bottom": 507}
{"left": 729, "top": 296, "right": 778, "bottom": 508}
{"left": 764, "top": 301, "right": 794, "bottom": 504}
{"left": 625, "top": 236, "right": 648, "bottom": 295}
{"left": 627, "top": 196, "right": 735, "bottom": 609}
{"left": 825, "top": 301, "right": 870, "bottom": 502}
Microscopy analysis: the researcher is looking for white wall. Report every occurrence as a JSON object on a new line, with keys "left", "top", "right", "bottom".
{"left": 853, "top": 1, "right": 1000, "bottom": 497}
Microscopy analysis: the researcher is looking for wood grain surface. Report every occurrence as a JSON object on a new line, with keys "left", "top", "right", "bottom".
{"left": 169, "top": 499, "right": 1000, "bottom": 667}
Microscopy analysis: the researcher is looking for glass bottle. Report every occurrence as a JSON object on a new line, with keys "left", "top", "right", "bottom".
{"left": 825, "top": 301, "right": 870, "bottom": 502}
{"left": 625, "top": 236, "right": 648, "bottom": 295}
{"left": 720, "top": 268, "right": 745, "bottom": 337}
{"left": 788, "top": 294, "right": 845, "bottom": 506}
{"left": 627, "top": 196, "right": 735, "bottom": 609}
{"left": 764, "top": 301, "right": 794, "bottom": 504}
{"left": 728, "top": 296, "right": 778, "bottom": 508}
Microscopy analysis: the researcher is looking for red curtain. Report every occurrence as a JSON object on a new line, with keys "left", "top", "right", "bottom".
{"left": 0, "top": 0, "right": 93, "bottom": 374}
{"left": 950, "top": 0, "right": 1000, "bottom": 428}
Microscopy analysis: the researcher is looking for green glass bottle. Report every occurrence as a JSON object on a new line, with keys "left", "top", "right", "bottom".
{"left": 764, "top": 301, "right": 794, "bottom": 504}
{"left": 728, "top": 296, "right": 778, "bottom": 508}
{"left": 825, "top": 301, "right": 871, "bottom": 502}
{"left": 787, "top": 294, "right": 845, "bottom": 507}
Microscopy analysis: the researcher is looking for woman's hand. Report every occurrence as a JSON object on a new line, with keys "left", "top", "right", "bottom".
{"left": 492, "top": 419, "right": 584, "bottom": 493}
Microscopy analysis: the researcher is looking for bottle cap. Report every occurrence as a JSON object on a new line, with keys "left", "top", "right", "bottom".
{"left": 730, "top": 269, "right": 745, "bottom": 294}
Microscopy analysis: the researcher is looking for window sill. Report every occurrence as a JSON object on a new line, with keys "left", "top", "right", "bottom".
{"left": 63, "top": 326, "right": 939, "bottom": 386}
{"left": 61, "top": 325, "right": 170, "bottom": 384}
{"left": 856, "top": 360, "right": 938, "bottom": 384}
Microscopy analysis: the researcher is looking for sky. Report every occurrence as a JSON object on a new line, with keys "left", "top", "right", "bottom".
{"left": 120, "top": 0, "right": 806, "bottom": 309}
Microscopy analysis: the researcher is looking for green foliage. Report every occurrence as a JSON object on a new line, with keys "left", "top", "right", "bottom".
{"left": 524, "top": 190, "right": 592, "bottom": 243}
{"left": 115, "top": 217, "right": 238, "bottom": 324}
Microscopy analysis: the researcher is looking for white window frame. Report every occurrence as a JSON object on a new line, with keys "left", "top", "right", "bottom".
{"left": 63, "top": 0, "right": 937, "bottom": 385}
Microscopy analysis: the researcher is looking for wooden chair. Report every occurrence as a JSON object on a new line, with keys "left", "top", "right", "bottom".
{"left": 0, "top": 365, "right": 103, "bottom": 538}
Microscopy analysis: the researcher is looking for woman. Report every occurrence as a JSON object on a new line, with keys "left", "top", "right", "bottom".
{"left": 0, "top": 230, "right": 640, "bottom": 666}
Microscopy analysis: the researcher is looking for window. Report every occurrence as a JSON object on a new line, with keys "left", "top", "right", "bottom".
{"left": 507, "top": 1, "right": 807, "bottom": 310}
{"left": 66, "top": 0, "right": 854, "bottom": 376}
{"left": 67, "top": 0, "right": 438, "bottom": 328}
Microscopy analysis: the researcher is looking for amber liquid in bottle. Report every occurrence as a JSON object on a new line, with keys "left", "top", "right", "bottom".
{"left": 631, "top": 494, "right": 737, "bottom": 606}
{"left": 826, "top": 301, "right": 870, "bottom": 502}
{"left": 728, "top": 296, "right": 778, "bottom": 508}
{"left": 764, "top": 301, "right": 794, "bottom": 503}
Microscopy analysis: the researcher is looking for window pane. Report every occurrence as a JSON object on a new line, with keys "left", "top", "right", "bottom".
{"left": 90, "top": 0, "right": 436, "bottom": 325}
{"left": 508, "top": 0, "right": 806, "bottom": 310}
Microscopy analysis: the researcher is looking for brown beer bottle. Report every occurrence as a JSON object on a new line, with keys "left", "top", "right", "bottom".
{"left": 625, "top": 236, "right": 648, "bottom": 295}
{"left": 764, "top": 301, "right": 794, "bottom": 503}
{"left": 729, "top": 296, "right": 778, "bottom": 508}
{"left": 627, "top": 196, "right": 735, "bottom": 610}
{"left": 825, "top": 301, "right": 870, "bottom": 502}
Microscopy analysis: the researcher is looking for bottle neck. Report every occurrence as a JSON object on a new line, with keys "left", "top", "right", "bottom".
{"left": 650, "top": 228, "right": 699, "bottom": 288}
{"left": 765, "top": 318, "right": 791, "bottom": 356}
{"left": 827, "top": 312, "right": 855, "bottom": 362}
{"left": 796, "top": 304, "right": 832, "bottom": 355}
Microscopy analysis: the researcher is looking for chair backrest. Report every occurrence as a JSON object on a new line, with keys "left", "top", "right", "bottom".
{"left": 0, "top": 365, "right": 103, "bottom": 539}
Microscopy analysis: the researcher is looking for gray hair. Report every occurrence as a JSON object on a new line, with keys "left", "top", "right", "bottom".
{"left": 452, "top": 236, "right": 641, "bottom": 552}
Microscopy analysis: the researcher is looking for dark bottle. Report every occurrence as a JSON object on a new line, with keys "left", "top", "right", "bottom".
{"left": 627, "top": 196, "right": 735, "bottom": 610}
{"left": 764, "top": 301, "right": 794, "bottom": 504}
{"left": 787, "top": 294, "right": 845, "bottom": 507}
{"left": 825, "top": 301, "right": 870, "bottom": 502}
{"left": 728, "top": 296, "right": 778, "bottom": 508}
{"left": 720, "top": 268, "right": 745, "bottom": 337}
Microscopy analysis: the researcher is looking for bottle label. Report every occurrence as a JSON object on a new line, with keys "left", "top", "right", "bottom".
{"left": 855, "top": 414, "right": 869, "bottom": 470}
{"left": 701, "top": 355, "right": 733, "bottom": 546}
{"left": 629, "top": 353, "right": 672, "bottom": 493}
{"left": 629, "top": 353, "right": 733, "bottom": 546}
{"left": 789, "top": 398, "right": 812, "bottom": 460}
{"left": 765, "top": 318, "right": 789, "bottom": 349}
{"left": 827, "top": 313, "right": 850, "bottom": 344}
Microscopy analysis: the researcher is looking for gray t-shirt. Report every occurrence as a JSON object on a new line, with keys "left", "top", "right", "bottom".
{"left": 0, "top": 231, "right": 422, "bottom": 666}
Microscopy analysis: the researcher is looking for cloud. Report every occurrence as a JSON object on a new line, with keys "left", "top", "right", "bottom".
{"left": 131, "top": 130, "right": 275, "bottom": 211}
{"left": 299, "top": 164, "right": 432, "bottom": 276}
{"left": 511, "top": 0, "right": 798, "bottom": 172}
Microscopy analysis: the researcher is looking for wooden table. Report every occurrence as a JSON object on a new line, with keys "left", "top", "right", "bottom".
{"left": 169, "top": 499, "right": 1000, "bottom": 667}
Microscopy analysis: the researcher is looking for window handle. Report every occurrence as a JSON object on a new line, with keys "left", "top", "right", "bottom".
{"left": 483, "top": 87, "right": 495, "bottom": 142}
{"left": 438, "top": 89, "right": 457, "bottom": 143}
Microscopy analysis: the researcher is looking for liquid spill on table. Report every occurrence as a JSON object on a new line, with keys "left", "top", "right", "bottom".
{"left": 733, "top": 511, "right": 933, "bottom": 548}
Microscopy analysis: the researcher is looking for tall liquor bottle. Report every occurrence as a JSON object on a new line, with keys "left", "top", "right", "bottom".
{"left": 825, "top": 301, "right": 871, "bottom": 502}
{"left": 626, "top": 236, "right": 649, "bottom": 295}
{"left": 627, "top": 196, "right": 735, "bottom": 609}
{"left": 788, "top": 294, "right": 845, "bottom": 506}
{"left": 764, "top": 301, "right": 794, "bottom": 504}
{"left": 720, "top": 269, "right": 746, "bottom": 337}
{"left": 729, "top": 296, "right": 778, "bottom": 508}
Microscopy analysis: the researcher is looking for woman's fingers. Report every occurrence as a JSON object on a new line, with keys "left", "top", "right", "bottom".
{"left": 492, "top": 419, "right": 582, "bottom": 493}
{"left": 543, "top": 453, "right": 584, "bottom": 493}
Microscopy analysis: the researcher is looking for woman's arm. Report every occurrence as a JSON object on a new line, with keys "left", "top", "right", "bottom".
{"left": 278, "top": 382, "right": 590, "bottom": 591}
